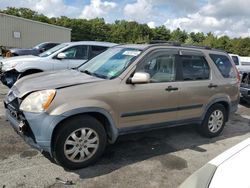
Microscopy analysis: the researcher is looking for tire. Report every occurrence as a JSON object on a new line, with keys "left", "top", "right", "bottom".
{"left": 53, "top": 115, "right": 107, "bottom": 170}
{"left": 197, "top": 104, "right": 226, "bottom": 138}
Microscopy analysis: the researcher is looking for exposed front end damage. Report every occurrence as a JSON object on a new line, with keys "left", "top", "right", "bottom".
{"left": 0, "top": 69, "right": 20, "bottom": 88}
{"left": 4, "top": 88, "right": 54, "bottom": 154}
{"left": 240, "top": 72, "right": 250, "bottom": 102}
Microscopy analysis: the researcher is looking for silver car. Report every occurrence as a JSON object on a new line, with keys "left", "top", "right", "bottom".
{"left": 0, "top": 41, "right": 117, "bottom": 87}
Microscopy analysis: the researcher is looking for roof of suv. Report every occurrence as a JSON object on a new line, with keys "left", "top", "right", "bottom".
{"left": 117, "top": 42, "right": 226, "bottom": 53}
{"left": 64, "top": 41, "right": 117, "bottom": 47}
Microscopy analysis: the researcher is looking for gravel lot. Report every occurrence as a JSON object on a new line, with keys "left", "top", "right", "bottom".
{"left": 0, "top": 83, "right": 250, "bottom": 188}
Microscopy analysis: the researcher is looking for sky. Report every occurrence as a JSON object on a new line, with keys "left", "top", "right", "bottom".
{"left": 1, "top": 0, "right": 250, "bottom": 38}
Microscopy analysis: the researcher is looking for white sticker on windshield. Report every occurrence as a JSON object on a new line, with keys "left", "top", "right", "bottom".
{"left": 122, "top": 50, "right": 141, "bottom": 56}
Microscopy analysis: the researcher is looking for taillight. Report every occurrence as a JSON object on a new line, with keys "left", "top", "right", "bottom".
{"left": 235, "top": 67, "right": 240, "bottom": 83}
{"left": 232, "top": 62, "right": 240, "bottom": 83}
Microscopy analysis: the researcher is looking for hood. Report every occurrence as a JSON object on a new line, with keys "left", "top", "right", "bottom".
{"left": 1, "top": 55, "right": 45, "bottom": 71}
{"left": 13, "top": 69, "right": 104, "bottom": 98}
{"left": 1, "top": 55, "right": 40, "bottom": 64}
{"left": 10, "top": 48, "right": 38, "bottom": 56}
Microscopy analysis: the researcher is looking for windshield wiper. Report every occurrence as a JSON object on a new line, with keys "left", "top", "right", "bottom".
{"left": 92, "top": 72, "right": 108, "bottom": 79}
{"left": 81, "top": 70, "right": 108, "bottom": 79}
{"left": 81, "top": 69, "right": 93, "bottom": 75}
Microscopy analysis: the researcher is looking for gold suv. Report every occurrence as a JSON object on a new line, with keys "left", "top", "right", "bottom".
{"left": 4, "top": 43, "right": 240, "bottom": 169}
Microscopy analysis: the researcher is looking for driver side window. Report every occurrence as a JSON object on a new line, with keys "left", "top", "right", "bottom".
{"left": 136, "top": 52, "right": 177, "bottom": 83}
{"left": 62, "top": 45, "right": 88, "bottom": 60}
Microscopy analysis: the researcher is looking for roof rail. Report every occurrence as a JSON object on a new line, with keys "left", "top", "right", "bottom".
{"left": 181, "top": 44, "right": 225, "bottom": 52}
{"left": 148, "top": 41, "right": 225, "bottom": 52}
{"left": 181, "top": 44, "right": 212, "bottom": 50}
{"left": 149, "top": 40, "right": 181, "bottom": 46}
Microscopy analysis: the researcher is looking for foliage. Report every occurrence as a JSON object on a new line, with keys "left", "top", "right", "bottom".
{"left": 1, "top": 7, "right": 250, "bottom": 56}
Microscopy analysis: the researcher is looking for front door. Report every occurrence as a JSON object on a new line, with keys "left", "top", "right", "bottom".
{"left": 55, "top": 45, "right": 89, "bottom": 70}
{"left": 118, "top": 49, "right": 180, "bottom": 128}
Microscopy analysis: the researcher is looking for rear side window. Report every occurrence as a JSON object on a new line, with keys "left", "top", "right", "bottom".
{"left": 180, "top": 55, "right": 210, "bottom": 81}
{"left": 209, "top": 54, "right": 236, "bottom": 78}
{"left": 90, "top": 46, "right": 108, "bottom": 58}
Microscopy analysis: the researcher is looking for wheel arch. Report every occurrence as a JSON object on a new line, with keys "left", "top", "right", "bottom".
{"left": 203, "top": 98, "right": 230, "bottom": 122}
{"left": 50, "top": 108, "right": 119, "bottom": 153}
{"left": 20, "top": 68, "right": 43, "bottom": 77}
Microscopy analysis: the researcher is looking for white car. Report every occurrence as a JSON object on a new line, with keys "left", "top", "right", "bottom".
{"left": 229, "top": 54, "right": 250, "bottom": 72}
{"left": 0, "top": 41, "right": 116, "bottom": 87}
{"left": 179, "top": 138, "right": 250, "bottom": 188}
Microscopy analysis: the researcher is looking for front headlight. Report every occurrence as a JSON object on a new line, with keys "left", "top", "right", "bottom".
{"left": 20, "top": 90, "right": 56, "bottom": 113}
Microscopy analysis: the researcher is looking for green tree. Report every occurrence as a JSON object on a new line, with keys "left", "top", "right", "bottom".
{"left": 152, "top": 26, "right": 171, "bottom": 41}
{"left": 2, "top": 6, "right": 250, "bottom": 56}
{"left": 170, "top": 28, "right": 188, "bottom": 43}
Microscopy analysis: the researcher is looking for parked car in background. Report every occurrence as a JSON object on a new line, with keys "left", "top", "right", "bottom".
{"left": 7, "top": 42, "right": 60, "bottom": 57}
{"left": 0, "top": 41, "right": 117, "bottom": 87}
{"left": 240, "top": 71, "right": 250, "bottom": 103}
{"left": 229, "top": 54, "right": 250, "bottom": 102}
{"left": 179, "top": 138, "right": 250, "bottom": 188}
{"left": 4, "top": 42, "right": 239, "bottom": 169}
{"left": 229, "top": 54, "right": 250, "bottom": 72}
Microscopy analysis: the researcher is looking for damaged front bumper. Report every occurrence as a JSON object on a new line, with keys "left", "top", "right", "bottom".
{"left": 5, "top": 108, "right": 43, "bottom": 151}
{"left": 4, "top": 90, "right": 62, "bottom": 155}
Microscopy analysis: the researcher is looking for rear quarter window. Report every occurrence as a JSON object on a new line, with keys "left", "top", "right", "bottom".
{"left": 209, "top": 54, "right": 236, "bottom": 78}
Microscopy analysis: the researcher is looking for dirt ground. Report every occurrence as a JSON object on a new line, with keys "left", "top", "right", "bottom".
{"left": 0, "top": 83, "right": 250, "bottom": 188}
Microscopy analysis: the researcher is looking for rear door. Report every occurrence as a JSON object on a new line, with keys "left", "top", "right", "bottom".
{"left": 176, "top": 50, "right": 217, "bottom": 120}
{"left": 209, "top": 54, "right": 239, "bottom": 103}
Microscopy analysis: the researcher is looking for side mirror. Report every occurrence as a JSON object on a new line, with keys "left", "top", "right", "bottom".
{"left": 57, "top": 52, "right": 66, "bottom": 59}
{"left": 129, "top": 72, "right": 150, "bottom": 84}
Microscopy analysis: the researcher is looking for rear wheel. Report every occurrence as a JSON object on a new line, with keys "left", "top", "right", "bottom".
{"left": 53, "top": 115, "right": 107, "bottom": 170}
{"left": 197, "top": 104, "right": 226, "bottom": 137}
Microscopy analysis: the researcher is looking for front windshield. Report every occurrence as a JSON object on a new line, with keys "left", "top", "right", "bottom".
{"left": 33, "top": 43, "right": 44, "bottom": 49}
{"left": 39, "top": 43, "right": 69, "bottom": 57}
{"left": 78, "top": 47, "right": 141, "bottom": 79}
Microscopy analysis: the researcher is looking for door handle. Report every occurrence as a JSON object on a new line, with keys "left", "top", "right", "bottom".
{"left": 208, "top": 83, "right": 218, "bottom": 88}
{"left": 165, "top": 86, "right": 179, "bottom": 91}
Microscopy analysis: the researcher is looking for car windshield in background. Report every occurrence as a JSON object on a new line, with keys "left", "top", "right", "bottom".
{"left": 79, "top": 47, "right": 141, "bottom": 79}
{"left": 33, "top": 43, "right": 46, "bottom": 49}
{"left": 231, "top": 56, "right": 239, "bottom": 65}
{"left": 39, "top": 43, "right": 68, "bottom": 57}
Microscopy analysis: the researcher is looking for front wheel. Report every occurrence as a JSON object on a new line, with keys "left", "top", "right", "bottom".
{"left": 53, "top": 115, "right": 107, "bottom": 170}
{"left": 197, "top": 104, "right": 226, "bottom": 137}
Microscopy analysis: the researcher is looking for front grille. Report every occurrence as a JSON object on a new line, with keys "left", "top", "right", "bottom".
{"left": 5, "top": 87, "right": 23, "bottom": 121}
